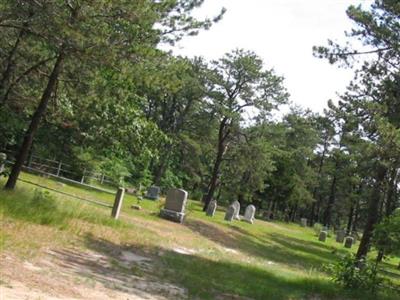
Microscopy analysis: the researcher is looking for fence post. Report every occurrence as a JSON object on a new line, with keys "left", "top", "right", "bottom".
{"left": 111, "top": 187, "right": 125, "bottom": 219}
{"left": 81, "top": 168, "right": 86, "bottom": 184}
{"left": 56, "top": 161, "right": 62, "bottom": 176}
{"left": 100, "top": 173, "right": 105, "bottom": 184}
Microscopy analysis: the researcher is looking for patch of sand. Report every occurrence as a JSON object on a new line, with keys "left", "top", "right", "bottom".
{"left": 0, "top": 249, "right": 187, "bottom": 300}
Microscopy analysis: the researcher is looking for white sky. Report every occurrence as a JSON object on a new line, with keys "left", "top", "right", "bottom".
{"left": 168, "top": 0, "right": 373, "bottom": 113}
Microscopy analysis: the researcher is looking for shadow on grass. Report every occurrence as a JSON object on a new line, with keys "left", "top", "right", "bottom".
{"left": 184, "top": 219, "right": 345, "bottom": 271}
{"left": 78, "top": 234, "right": 397, "bottom": 300}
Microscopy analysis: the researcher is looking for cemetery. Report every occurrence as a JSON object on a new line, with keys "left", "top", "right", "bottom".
{"left": 1, "top": 0, "right": 400, "bottom": 299}
{"left": 0, "top": 171, "right": 399, "bottom": 299}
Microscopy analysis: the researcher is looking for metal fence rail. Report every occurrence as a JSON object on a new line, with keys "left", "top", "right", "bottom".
{"left": 2, "top": 149, "right": 120, "bottom": 195}
{"left": 17, "top": 178, "right": 113, "bottom": 208}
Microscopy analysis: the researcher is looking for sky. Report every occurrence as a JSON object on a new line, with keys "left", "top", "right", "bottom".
{"left": 168, "top": 0, "right": 374, "bottom": 113}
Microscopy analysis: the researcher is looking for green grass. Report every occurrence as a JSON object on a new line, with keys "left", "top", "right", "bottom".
{"left": 1, "top": 171, "right": 399, "bottom": 299}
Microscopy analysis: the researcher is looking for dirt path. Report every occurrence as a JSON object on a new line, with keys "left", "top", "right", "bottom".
{"left": 0, "top": 248, "right": 187, "bottom": 300}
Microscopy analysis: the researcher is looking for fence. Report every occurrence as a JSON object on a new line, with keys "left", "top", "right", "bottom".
{"left": 2, "top": 149, "right": 117, "bottom": 195}
{"left": 2, "top": 150, "right": 128, "bottom": 219}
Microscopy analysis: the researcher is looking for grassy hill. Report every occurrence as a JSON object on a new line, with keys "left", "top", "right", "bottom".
{"left": 1, "top": 172, "right": 399, "bottom": 300}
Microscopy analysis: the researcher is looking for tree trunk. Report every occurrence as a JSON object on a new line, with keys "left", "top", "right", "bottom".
{"left": 309, "top": 138, "right": 328, "bottom": 226}
{"left": 356, "top": 165, "right": 387, "bottom": 259}
{"left": 323, "top": 171, "right": 337, "bottom": 228}
{"left": 4, "top": 49, "right": 65, "bottom": 190}
{"left": 346, "top": 201, "right": 355, "bottom": 235}
{"left": 203, "top": 118, "right": 228, "bottom": 211}
{"left": 376, "top": 250, "right": 384, "bottom": 263}
{"left": 0, "top": 27, "right": 25, "bottom": 102}
{"left": 385, "top": 167, "right": 398, "bottom": 217}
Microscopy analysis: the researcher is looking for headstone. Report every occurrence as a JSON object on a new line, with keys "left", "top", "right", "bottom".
{"left": 336, "top": 230, "right": 346, "bottom": 243}
{"left": 145, "top": 186, "right": 160, "bottom": 200}
{"left": 0, "top": 153, "right": 6, "bottom": 174}
{"left": 125, "top": 187, "right": 137, "bottom": 195}
{"left": 224, "top": 205, "right": 235, "bottom": 221}
{"left": 111, "top": 187, "right": 125, "bottom": 219}
{"left": 300, "top": 218, "right": 308, "bottom": 227}
{"left": 344, "top": 236, "right": 354, "bottom": 248}
{"left": 160, "top": 188, "right": 188, "bottom": 223}
{"left": 243, "top": 205, "right": 256, "bottom": 224}
{"left": 232, "top": 200, "right": 241, "bottom": 220}
{"left": 131, "top": 205, "right": 142, "bottom": 210}
{"left": 318, "top": 231, "right": 327, "bottom": 242}
{"left": 206, "top": 200, "right": 217, "bottom": 217}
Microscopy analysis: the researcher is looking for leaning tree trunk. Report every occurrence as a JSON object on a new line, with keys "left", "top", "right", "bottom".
{"left": 203, "top": 140, "right": 224, "bottom": 211}
{"left": 356, "top": 165, "right": 387, "bottom": 259}
{"left": 0, "top": 27, "right": 26, "bottom": 102}
{"left": 4, "top": 49, "right": 65, "bottom": 190}
{"left": 203, "top": 118, "right": 228, "bottom": 211}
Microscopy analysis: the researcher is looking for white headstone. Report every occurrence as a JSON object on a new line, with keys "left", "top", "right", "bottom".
{"left": 0, "top": 153, "right": 6, "bottom": 174}
{"left": 206, "top": 200, "right": 217, "bottom": 217}
{"left": 243, "top": 205, "right": 256, "bottom": 224}
{"left": 232, "top": 200, "right": 241, "bottom": 220}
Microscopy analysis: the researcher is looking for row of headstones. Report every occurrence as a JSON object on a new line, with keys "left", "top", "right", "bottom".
{"left": 299, "top": 218, "right": 356, "bottom": 248}
{"left": 318, "top": 228, "right": 355, "bottom": 248}
{"left": 206, "top": 199, "right": 256, "bottom": 224}
{"left": 156, "top": 188, "right": 257, "bottom": 224}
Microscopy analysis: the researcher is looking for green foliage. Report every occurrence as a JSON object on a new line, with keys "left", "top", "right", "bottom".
{"left": 373, "top": 210, "right": 400, "bottom": 257}
{"left": 324, "top": 254, "right": 384, "bottom": 293}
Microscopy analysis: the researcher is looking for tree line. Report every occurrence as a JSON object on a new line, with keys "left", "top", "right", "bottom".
{"left": 1, "top": 1, "right": 399, "bottom": 261}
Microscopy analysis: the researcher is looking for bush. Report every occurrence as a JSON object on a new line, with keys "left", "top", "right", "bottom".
{"left": 324, "top": 254, "right": 384, "bottom": 293}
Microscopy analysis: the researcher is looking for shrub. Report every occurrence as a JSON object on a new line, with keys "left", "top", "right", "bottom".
{"left": 324, "top": 254, "right": 384, "bottom": 293}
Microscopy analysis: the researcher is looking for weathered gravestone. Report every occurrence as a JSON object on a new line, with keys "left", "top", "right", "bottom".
{"left": 224, "top": 205, "right": 235, "bottom": 221}
{"left": 344, "top": 236, "right": 354, "bottom": 248}
{"left": 319, "top": 231, "right": 327, "bottom": 242}
{"left": 336, "top": 230, "right": 346, "bottom": 243}
{"left": 206, "top": 200, "right": 217, "bottom": 217}
{"left": 0, "top": 153, "right": 6, "bottom": 174}
{"left": 145, "top": 186, "right": 160, "bottom": 200}
{"left": 300, "top": 218, "right": 308, "bottom": 227}
{"left": 160, "top": 188, "right": 188, "bottom": 223}
{"left": 232, "top": 200, "right": 241, "bottom": 220}
{"left": 111, "top": 187, "right": 125, "bottom": 220}
{"left": 243, "top": 205, "right": 256, "bottom": 224}
{"left": 125, "top": 187, "right": 137, "bottom": 195}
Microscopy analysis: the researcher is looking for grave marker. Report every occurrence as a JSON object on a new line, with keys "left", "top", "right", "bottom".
{"left": 145, "top": 186, "right": 160, "bottom": 200}
{"left": 319, "top": 231, "right": 327, "bottom": 242}
{"left": 225, "top": 205, "right": 235, "bottom": 221}
{"left": 206, "top": 200, "right": 217, "bottom": 217}
{"left": 243, "top": 205, "right": 256, "bottom": 224}
{"left": 111, "top": 187, "right": 125, "bottom": 219}
{"left": 160, "top": 188, "right": 188, "bottom": 223}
